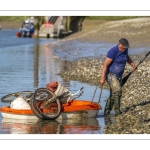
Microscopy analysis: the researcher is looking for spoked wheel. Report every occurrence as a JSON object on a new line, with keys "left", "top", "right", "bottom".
{"left": 30, "top": 97, "right": 45, "bottom": 120}
{"left": 30, "top": 88, "right": 61, "bottom": 120}
{"left": 1, "top": 91, "right": 34, "bottom": 103}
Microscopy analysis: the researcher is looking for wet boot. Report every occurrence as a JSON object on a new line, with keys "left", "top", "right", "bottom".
{"left": 104, "top": 96, "right": 114, "bottom": 116}
{"left": 114, "top": 93, "right": 122, "bottom": 116}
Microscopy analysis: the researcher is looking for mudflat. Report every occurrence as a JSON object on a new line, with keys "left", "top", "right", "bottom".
{"left": 0, "top": 21, "right": 22, "bottom": 30}
{"left": 62, "top": 17, "right": 150, "bottom": 49}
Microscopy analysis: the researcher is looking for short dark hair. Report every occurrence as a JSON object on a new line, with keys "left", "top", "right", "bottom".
{"left": 119, "top": 38, "right": 130, "bottom": 48}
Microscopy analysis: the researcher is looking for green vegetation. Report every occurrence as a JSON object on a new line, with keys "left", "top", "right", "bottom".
{"left": 0, "top": 16, "right": 149, "bottom": 22}
{"left": 0, "top": 16, "right": 27, "bottom": 22}
{"left": 85, "top": 16, "right": 149, "bottom": 21}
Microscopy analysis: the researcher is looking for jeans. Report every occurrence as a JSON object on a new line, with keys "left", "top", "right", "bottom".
{"left": 104, "top": 72, "right": 122, "bottom": 115}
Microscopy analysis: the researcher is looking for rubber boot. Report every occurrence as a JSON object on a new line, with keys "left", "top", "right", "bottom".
{"left": 104, "top": 96, "right": 114, "bottom": 115}
{"left": 113, "top": 92, "right": 122, "bottom": 116}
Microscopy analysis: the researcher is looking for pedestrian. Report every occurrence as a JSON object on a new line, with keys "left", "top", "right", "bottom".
{"left": 99, "top": 38, "right": 136, "bottom": 116}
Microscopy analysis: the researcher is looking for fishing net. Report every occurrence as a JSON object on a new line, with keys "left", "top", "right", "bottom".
{"left": 46, "top": 81, "right": 72, "bottom": 103}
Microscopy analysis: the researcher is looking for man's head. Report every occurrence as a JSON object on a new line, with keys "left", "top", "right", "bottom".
{"left": 118, "top": 38, "right": 130, "bottom": 52}
{"left": 119, "top": 38, "right": 130, "bottom": 48}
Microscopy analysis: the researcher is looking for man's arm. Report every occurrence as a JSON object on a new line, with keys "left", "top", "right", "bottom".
{"left": 99, "top": 57, "right": 113, "bottom": 85}
{"left": 127, "top": 55, "right": 136, "bottom": 70}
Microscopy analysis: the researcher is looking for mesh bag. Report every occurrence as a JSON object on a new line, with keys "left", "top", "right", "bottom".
{"left": 46, "top": 81, "right": 72, "bottom": 103}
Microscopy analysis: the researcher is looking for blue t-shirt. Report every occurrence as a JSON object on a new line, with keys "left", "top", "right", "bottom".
{"left": 107, "top": 45, "right": 128, "bottom": 77}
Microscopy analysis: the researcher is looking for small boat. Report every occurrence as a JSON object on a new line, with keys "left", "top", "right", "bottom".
{"left": 0, "top": 82, "right": 102, "bottom": 120}
{"left": 16, "top": 17, "right": 34, "bottom": 38}
{"left": 0, "top": 100, "right": 101, "bottom": 120}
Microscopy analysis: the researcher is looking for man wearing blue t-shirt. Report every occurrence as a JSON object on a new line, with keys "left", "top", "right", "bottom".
{"left": 100, "top": 38, "right": 136, "bottom": 116}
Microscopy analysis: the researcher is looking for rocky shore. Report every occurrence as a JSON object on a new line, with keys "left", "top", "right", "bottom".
{"left": 56, "top": 17, "right": 150, "bottom": 134}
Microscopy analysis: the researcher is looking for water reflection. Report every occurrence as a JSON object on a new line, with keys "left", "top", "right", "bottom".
{"left": 33, "top": 44, "right": 39, "bottom": 87}
{"left": 36, "top": 43, "right": 64, "bottom": 88}
{"left": 60, "top": 118, "right": 101, "bottom": 134}
{"left": 104, "top": 115, "right": 115, "bottom": 126}
{"left": 0, "top": 118, "right": 101, "bottom": 134}
{"left": 0, "top": 30, "right": 110, "bottom": 134}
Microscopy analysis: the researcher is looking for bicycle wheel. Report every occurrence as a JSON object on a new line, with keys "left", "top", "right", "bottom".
{"left": 30, "top": 97, "right": 45, "bottom": 120}
{"left": 31, "top": 88, "right": 61, "bottom": 120}
{"left": 1, "top": 91, "right": 34, "bottom": 103}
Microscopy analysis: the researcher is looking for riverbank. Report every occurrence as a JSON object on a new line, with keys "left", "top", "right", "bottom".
{"left": 0, "top": 21, "right": 22, "bottom": 30}
{"left": 60, "top": 17, "right": 150, "bottom": 49}
{"left": 55, "top": 17, "right": 150, "bottom": 134}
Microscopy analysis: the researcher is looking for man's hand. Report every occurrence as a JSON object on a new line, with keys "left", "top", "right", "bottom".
{"left": 100, "top": 77, "right": 105, "bottom": 86}
{"left": 131, "top": 63, "right": 137, "bottom": 71}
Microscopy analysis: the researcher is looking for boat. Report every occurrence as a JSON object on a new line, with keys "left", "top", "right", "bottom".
{"left": 16, "top": 17, "right": 34, "bottom": 38}
{"left": 0, "top": 81, "right": 102, "bottom": 120}
{"left": 0, "top": 100, "right": 101, "bottom": 120}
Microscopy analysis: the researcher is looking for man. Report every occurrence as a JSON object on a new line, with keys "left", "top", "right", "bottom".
{"left": 100, "top": 38, "right": 136, "bottom": 116}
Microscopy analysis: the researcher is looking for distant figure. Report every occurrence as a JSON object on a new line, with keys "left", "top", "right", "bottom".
{"left": 0, "top": 25, "right": 1, "bottom": 30}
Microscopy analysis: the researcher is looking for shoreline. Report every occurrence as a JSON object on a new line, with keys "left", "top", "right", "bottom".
{"left": 55, "top": 18, "right": 150, "bottom": 133}
{"left": 0, "top": 21, "right": 22, "bottom": 30}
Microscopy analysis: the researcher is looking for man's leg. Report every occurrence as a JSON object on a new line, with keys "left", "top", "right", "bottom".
{"left": 112, "top": 91, "right": 122, "bottom": 115}
{"left": 104, "top": 89, "right": 114, "bottom": 115}
{"left": 104, "top": 74, "right": 114, "bottom": 115}
{"left": 109, "top": 74, "right": 122, "bottom": 116}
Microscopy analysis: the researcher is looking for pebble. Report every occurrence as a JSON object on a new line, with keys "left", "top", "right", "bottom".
{"left": 59, "top": 54, "right": 150, "bottom": 134}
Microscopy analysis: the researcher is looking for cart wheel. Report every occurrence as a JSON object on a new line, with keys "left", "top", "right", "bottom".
{"left": 1, "top": 91, "right": 34, "bottom": 103}
{"left": 30, "top": 97, "right": 46, "bottom": 120}
{"left": 31, "top": 88, "right": 61, "bottom": 120}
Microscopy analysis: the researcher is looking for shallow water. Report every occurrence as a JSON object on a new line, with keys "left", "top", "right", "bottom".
{"left": 52, "top": 39, "right": 150, "bottom": 61}
{"left": 0, "top": 30, "right": 112, "bottom": 134}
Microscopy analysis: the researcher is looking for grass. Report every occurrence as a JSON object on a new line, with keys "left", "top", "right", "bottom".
{"left": 0, "top": 16, "right": 28, "bottom": 22}
{"left": 0, "top": 16, "right": 149, "bottom": 22}
{"left": 85, "top": 16, "right": 149, "bottom": 21}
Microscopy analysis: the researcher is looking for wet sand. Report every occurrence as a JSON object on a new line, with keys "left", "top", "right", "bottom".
{"left": 0, "top": 21, "right": 22, "bottom": 30}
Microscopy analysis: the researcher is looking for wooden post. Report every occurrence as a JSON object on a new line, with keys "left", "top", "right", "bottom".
{"left": 34, "top": 16, "right": 40, "bottom": 38}
{"left": 67, "top": 16, "right": 71, "bottom": 31}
